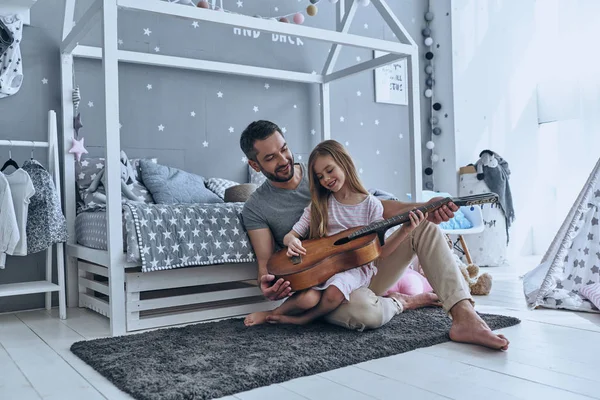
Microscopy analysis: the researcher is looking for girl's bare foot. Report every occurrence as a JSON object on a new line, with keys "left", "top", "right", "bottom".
{"left": 388, "top": 291, "right": 441, "bottom": 310}
{"left": 244, "top": 311, "right": 271, "bottom": 326}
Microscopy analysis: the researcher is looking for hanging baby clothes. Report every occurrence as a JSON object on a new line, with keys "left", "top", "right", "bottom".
{"left": 4, "top": 169, "right": 35, "bottom": 256}
{"left": 22, "top": 160, "right": 68, "bottom": 254}
{"left": 0, "top": 14, "right": 24, "bottom": 98}
{"left": 0, "top": 172, "right": 19, "bottom": 268}
{"left": 0, "top": 17, "right": 14, "bottom": 57}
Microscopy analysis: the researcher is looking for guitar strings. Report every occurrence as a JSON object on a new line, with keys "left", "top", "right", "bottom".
{"left": 348, "top": 194, "right": 498, "bottom": 240}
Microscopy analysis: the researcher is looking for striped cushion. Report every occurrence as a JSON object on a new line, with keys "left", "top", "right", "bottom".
{"left": 580, "top": 283, "right": 600, "bottom": 310}
{"left": 205, "top": 178, "right": 239, "bottom": 199}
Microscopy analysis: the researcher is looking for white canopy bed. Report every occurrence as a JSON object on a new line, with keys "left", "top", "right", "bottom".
{"left": 60, "top": 0, "right": 422, "bottom": 336}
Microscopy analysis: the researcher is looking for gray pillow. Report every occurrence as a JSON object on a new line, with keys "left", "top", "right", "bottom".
{"left": 140, "top": 160, "right": 223, "bottom": 205}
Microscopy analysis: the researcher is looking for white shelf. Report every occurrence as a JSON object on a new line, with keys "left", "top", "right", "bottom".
{"left": 0, "top": 0, "right": 38, "bottom": 25}
{"left": 0, "top": 281, "right": 60, "bottom": 297}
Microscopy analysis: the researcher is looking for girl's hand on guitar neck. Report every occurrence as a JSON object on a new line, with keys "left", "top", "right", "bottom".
{"left": 400, "top": 209, "right": 427, "bottom": 234}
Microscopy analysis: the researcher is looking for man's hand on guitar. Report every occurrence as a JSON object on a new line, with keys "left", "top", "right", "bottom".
{"left": 259, "top": 274, "right": 292, "bottom": 301}
{"left": 426, "top": 197, "right": 458, "bottom": 224}
{"left": 286, "top": 237, "right": 306, "bottom": 257}
{"left": 400, "top": 210, "right": 427, "bottom": 234}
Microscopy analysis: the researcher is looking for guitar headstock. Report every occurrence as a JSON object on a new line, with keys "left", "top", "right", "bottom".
{"left": 450, "top": 193, "right": 499, "bottom": 207}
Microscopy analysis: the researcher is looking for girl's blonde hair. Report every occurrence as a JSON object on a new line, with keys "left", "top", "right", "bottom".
{"left": 307, "top": 140, "right": 369, "bottom": 239}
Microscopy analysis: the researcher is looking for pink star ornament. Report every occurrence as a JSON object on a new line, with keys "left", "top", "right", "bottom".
{"left": 69, "top": 137, "right": 88, "bottom": 161}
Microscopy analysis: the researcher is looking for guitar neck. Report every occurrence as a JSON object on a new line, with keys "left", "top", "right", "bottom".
{"left": 348, "top": 198, "right": 450, "bottom": 241}
{"left": 347, "top": 193, "right": 498, "bottom": 242}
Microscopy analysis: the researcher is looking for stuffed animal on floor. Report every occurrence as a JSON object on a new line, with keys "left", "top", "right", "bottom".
{"left": 452, "top": 252, "right": 493, "bottom": 295}
{"left": 385, "top": 254, "right": 492, "bottom": 297}
{"left": 384, "top": 268, "right": 433, "bottom": 296}
{"left": 461, "top": 263, "right": 493, "bottom": 295}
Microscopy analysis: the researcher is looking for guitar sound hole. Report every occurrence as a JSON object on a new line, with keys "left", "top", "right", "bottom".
{"left": 334, "top": 237, "right": 350, "bottom": 246}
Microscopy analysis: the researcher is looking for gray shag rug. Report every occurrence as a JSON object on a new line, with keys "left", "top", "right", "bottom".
{"left": 71, "top": 308, "right": 520, "bottom": 400}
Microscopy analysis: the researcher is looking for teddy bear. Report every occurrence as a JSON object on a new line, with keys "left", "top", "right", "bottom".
{"left": 452, "top": 252, "right": 493, "bottom": 295}
{"left": 461, "top": 262, "right": 493, "bottom": 295}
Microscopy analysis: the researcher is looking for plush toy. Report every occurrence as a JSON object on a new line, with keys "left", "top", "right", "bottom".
{"left": 474, "top": 149, "right": 498, "bottom": 180}
{"left": 452, "top": 252, "right": 493, "bottom": 295}
{"left": 385, "top": 254, "right": 492, "bottom": 297}
{"left": 87, "top": 150, "right": 140, "bottom": 203}
{"left": 462, "top": 263, "right": 492, "bottom": 295}
{"left": 384, "top": 268, "right": 433, "bottom": 296}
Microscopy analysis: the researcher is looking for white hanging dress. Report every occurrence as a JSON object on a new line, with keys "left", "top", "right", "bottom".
{"left": 0, "top": 172, "right": 19, "bottom": 268}
{"left": 4, "top": 169, "right": 35, "bottom": 256}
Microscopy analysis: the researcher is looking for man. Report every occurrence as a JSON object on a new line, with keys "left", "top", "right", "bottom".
{"left": 240, "top": 120, "right": 509, "bottom": 350}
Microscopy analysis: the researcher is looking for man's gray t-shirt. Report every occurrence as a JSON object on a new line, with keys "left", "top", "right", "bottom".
{"left": 241, "top": 163, "right": 311, "bottom": 250}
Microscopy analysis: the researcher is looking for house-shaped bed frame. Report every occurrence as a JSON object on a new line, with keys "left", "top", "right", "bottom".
{"left": 60, "top": 0, "right": 423, "bottom": 336}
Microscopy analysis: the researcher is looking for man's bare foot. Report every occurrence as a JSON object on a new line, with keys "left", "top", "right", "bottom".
{"left": 266, "top": 314, "right": 310, "bottom": 325}
{"left": 244, "top": 311, "right": 272, "bottom": 326}
{"left": 449, "top": 300, "right": 510, "bottom": 350}
{"left": 388, "top": 291, "right": 441, "bottom": 310}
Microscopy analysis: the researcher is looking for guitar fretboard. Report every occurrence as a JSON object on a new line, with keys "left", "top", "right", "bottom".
{"left": 346, "top": 193, "right": 498, "bottom": 242}
{"left": 348, "top": 198, "right": 450, "bottom": 240}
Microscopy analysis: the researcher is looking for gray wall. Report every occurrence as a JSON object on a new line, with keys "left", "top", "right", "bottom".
{"left": 0, "top": 0, "right": 452, "bottom": 312}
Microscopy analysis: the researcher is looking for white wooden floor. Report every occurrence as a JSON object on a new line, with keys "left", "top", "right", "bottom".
{"left": 1, "top": 256, "right": 599, "bottom": 400}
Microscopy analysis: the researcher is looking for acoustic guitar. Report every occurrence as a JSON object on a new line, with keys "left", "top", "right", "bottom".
{"left": 267, "top": 193, "right": 499, "bottom": 292}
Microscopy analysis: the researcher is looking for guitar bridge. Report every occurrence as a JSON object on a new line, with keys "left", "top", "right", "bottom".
{"left": 290, "top": 255, "right": 302, "bottom": 265}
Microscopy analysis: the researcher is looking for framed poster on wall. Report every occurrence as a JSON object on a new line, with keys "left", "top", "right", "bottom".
{"left": 373, "top": 50, "right": 408, "bottom": 106}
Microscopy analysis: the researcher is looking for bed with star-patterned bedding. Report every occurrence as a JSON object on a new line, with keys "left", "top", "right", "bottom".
{"left": 74, "top": 154, "right": 256, "bottom": 272}
{"left": 76, "top": 202, "right": 256, "bottom": 272}
{"left": 129, "top": 201, "right": 255, "bottom": 272}
{"left": 72, "top": 155, "right": 273, "bottom": 333}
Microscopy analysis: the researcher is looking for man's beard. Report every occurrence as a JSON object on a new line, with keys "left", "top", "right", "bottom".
{"left": 259, "top": 157, "right": 295, "bottom": 183}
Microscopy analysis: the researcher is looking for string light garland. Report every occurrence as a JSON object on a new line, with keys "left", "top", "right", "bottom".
{"left": 189, "top": 0, "right": 370, "bottom": 25}
{"left": 422, "top": 1, "right": 441, "bottom": 191}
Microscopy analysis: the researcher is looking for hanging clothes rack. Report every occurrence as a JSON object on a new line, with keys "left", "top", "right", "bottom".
{"left": 0, "top": 110, "right": 66, "bottom": 320}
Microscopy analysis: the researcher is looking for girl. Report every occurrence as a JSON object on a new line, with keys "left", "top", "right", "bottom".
{"left": 244, "top": 140, "right": 430, "bottom": 327}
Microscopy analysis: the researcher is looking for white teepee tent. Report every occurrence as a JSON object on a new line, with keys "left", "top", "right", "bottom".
{"left": 523, "top": 157, "right": 600, "bottom": 312}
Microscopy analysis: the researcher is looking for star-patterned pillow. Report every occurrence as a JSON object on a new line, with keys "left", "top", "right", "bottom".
{"left": 75, "top": 155, "right": 157, "bottom": 212}
{"left": 76, "top": 156, "right": 157, "bottom": 189}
